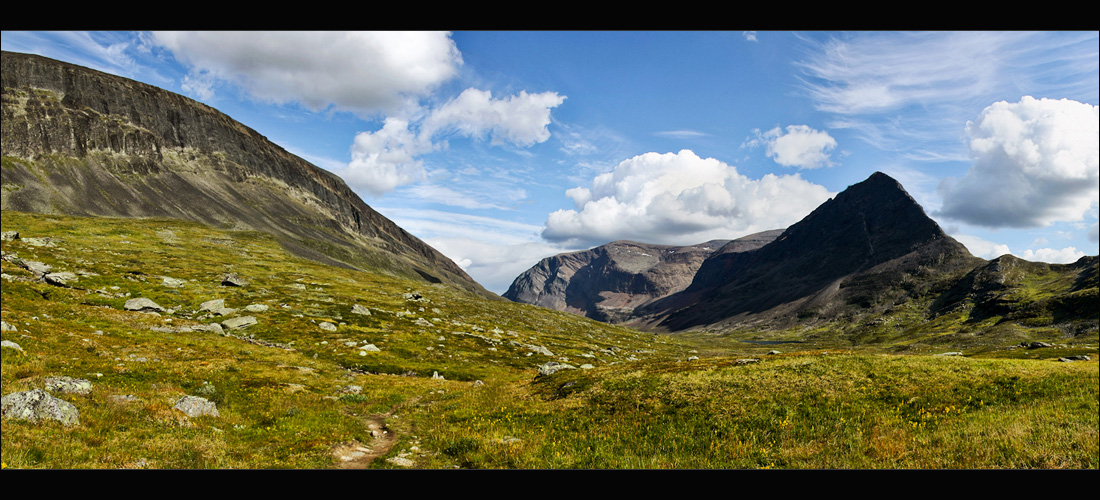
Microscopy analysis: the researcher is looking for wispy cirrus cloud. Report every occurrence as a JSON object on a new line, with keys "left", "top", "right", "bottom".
{"left": 795, "top": 31, "right": 1100, "bottom": 155}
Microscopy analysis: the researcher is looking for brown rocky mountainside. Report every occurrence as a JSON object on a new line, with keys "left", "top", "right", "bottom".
{"left": 1, "top": 51, "right": 492, "bottom": 298}
{"left": 503, "top": 231, "right": 782, "bottom": 323}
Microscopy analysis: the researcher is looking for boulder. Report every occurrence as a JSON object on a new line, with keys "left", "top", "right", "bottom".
{"left": 537, "top": 361, "right": 576, "bottom": 377}
{"left": 125, "top": 297, "right": 165, "bottom": 312}
{"left": 319, "top": 322, "right": 337, "bottom": 332}
{"left": 22, "top": 260, "right": 51, "bottom": 277}
{"left": 45, "top": 376, "right": 93, "bottom": 395}
{"left": 1, "top": 340, "right": 25, "bottom": 353}
{"left": 162, "top": 277, "right": 186, "bottom": 288}
{"left": 43, "top": 271, "right": 78, "bottom": 286}
{"left": 199, "top": 299, "right": 236, "bottom": 316}
{"left": 351, "top": 304, "right": 371, "bottom": 316}
{"left": 221, "top": 273, "right": 249, "bottom": 287}
{"left": 173, "top": 395, "right": 219, "bottom": 418}
{"left": 1, "top": 389, "right": 80, "bottom": 426}
{"left": 221, "top": 316, "right": 257, "bottom": 330}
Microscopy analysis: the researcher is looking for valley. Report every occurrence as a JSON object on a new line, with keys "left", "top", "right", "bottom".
{"left": 1, "top": 49, "right": 1096, "bottom": 469}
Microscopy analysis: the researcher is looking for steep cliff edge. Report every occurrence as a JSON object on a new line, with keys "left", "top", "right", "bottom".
{"left": 1, "top": 51, "right": 492, "bottom": 298}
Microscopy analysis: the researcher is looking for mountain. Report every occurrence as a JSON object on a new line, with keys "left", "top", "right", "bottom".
{"left": 0, "top": 51, "right": 492, "bottom": 298}
{"left": 641, "top": 171, "right": 982, "bottom": 331}
{"left": 503, "top": 231, "right": 782, "bottom": 323}
{"left": 506, "top": 171, "right": 1013, "bottom": 332}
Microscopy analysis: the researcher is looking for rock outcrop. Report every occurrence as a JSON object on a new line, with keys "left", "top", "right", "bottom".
{"left": 503, "top": 233, "right": 780, "bottom": 323}
{"left": 1, "top": 389, "right": 80, "bottom": 426}
{"left": 1, "top": 51, "right": 492, "bottom": 299}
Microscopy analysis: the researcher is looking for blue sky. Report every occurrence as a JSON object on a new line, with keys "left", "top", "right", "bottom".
{"left": 3, "top": 31, "right": 1098, "bottom": 294}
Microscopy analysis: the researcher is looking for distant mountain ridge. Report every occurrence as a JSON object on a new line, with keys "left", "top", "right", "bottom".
{"left": 502, "top": 232, "right": 781, "bottom": 323}
{"left": 0, "top": 51, "right": 492, "bottom": 298}
{"left": 507, "top": 171, "right": 1099, "bottom": 335}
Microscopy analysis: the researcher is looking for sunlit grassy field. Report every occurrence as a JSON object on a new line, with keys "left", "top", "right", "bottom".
{"left": 2, "top": 211, "right": 1096, "bottom": 469}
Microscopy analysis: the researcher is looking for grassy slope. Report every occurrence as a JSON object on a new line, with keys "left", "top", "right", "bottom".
{"left": 1, "top": 211, "right": 1096, "bottom": 469}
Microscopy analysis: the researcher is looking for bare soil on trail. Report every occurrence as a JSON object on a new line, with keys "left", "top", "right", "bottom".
{"left": 331, "top": 413, "right": 397, "bottom": 469}
{"left": 331, "top": 398, "right": 418, "bottom": 469}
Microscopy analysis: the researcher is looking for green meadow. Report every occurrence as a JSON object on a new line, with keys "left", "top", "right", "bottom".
{"left": 1, "top": 211, "right": 1096, "bottom": 469}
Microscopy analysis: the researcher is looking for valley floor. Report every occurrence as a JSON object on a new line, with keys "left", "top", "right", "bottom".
{"left": 2, "top": 211, "right": 1097, "bottom": 469}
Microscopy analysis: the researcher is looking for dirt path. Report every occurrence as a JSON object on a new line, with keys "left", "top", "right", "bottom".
{"left": 331, "top": 398, "right": 418, "bottom": 469}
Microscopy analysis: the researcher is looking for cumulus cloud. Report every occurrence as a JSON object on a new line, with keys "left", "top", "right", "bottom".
{"left": 938, "top": 96, "right": 1099, "bottom": 228}
{"left": 542, "top": 149, "right": 834, "bottom": 247}
{"left": 1019, "top": 247, "right": 1087, "bottom": 264}
{"left": 952, "top": 233, "right": 1087, "bottom": 264}
{"left": 342, "top": 117, "right": 432, "bottom": 196}
{"left": 951, "top": 233, "right": 1011, "bottom": 260}
{"left": 746, "top": 125, "right": 837, "bottom": 169}
{"left": 421, "top": 89, "right": 566, "bottom": 147}
{"left": 150, "top": 31, "right": 462, "bottom": 114}
{"left": 341, "top": 89, "right": 565, "bottom": 196}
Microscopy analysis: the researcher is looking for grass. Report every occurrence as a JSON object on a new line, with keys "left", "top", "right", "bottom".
{"left": 1, "top": 210, "right": 1097, "bottom": 469}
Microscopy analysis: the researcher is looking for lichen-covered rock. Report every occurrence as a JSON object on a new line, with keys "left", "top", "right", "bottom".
{"left": 173, "top": 395, "right": 219, "bottom": 418}
{"left": 1, "top": 339, "right": 25, "bottom": 353}
{"left": 537, "top": 361, "right": 576, "bottom": 377}
{"left": 125, "top": 297, "right": 165, "bottom": 312}
{"left": 351, "top": 304, "right": 371, "bottom": 316}
{"left": 200, "top": 298, "right": 236, "bottom": 316}
{"left": 221, "top": 316, "right": 257, "bottom": 330}
{"left": 221, "top": 273, "right": 249, "bottom": 287}
{"left": 43, "top": 271, "right": 77, "bottom": 286}
{"left": 319, "top": 322, "right": 337, "bottom": 331}
{"left": 45, "top": 375, "right": 93, "bottom": 395}
{"left": 1, "top": 389, "right": 80, "bottom": 426}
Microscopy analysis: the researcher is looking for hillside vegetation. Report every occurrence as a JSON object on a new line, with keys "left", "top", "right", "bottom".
{"left": 2, "top": 211, "right": 1096, "bottom": 469}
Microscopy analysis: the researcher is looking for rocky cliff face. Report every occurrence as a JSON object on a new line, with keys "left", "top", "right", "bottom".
{"left": 1, "top": 51, "right": 492, "bottom": 298}
{"left": 503, "top": 233, "right": 781, "bottom": 323}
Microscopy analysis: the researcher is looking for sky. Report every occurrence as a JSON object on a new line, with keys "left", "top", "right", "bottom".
{"left": 2, "top": 31, "right": 1098, "bottom": 294}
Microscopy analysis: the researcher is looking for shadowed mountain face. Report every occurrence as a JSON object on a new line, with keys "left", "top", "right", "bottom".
{"left": 506, "top": 171, "right": 1017, "bottom": 332}
{"left": 0, "top": 51, "right": 492, "bottom": 298}
{"left": 644, "top": 172, "right": 982, "bottom": 330}
{"left": 503, "top": 232, "right": 782, "bottom": 323}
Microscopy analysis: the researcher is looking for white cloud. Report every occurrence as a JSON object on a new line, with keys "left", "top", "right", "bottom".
{"left": 951, "top": 233, "right": 1012, "bottom": 260}
{"left": 150, "top": 31, "right": 462, "bottom": 114}
{"left": 747, "top": 125, "right": 837, "bottom": 169}
{"left": 340, "top": 89, "right": 565, "bottom": 196}
{"left": 542, "top": 149, "right": 834, "bottom": 247}
{"left": 421, "top": 89, "right": 565, "bottom": 147}
{"left": 938, "top": 96, "right": 1099, "bottom": 228}
{"left": 342, "top": 117, "right": 431, "bottom": 197}
{"left": 796, "top": 31, "right": 1099, "bottom": 155}
{"left": 743, "top": 32, "right": 758, "bottom": 43}
{"left": 1019, "top": 247, "right": 1087, "bottom": 264}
